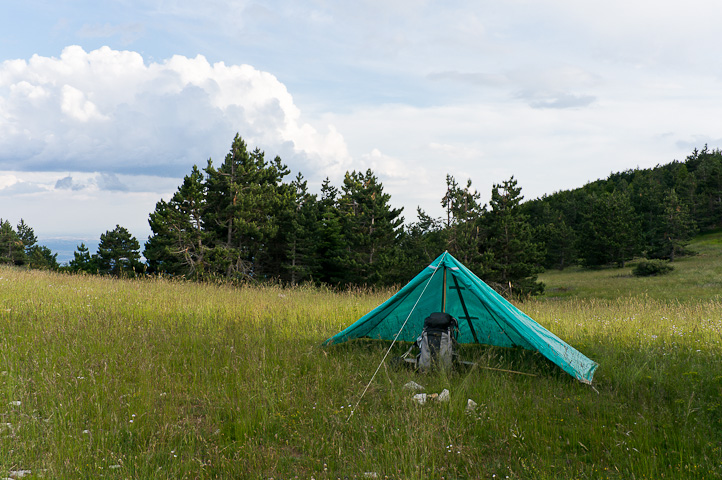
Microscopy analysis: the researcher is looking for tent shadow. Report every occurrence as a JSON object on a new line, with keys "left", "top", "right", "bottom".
{"left": 325, "top": 338, "right": 567, "bottom": 381}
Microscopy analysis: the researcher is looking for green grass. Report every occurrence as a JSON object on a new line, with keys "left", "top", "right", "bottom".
{"left": 1, "top": 234, "right": 722, "bottom": 478}
{"left": 540, "top": 230, "right": 722, "bottom": 301}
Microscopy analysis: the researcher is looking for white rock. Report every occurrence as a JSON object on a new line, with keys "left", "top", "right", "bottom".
{"left": 9, "top": 470, "right": 32, "bottom": 478}
{"left": 466, "top": 398, "right": 478, "bottom": 413}
{"left": 413, "top": 393, "right": 427, "bottom": 405}
{"left": 437, "top": 389, "right": 450, "bottom": 402}
{"left": 403, "top": 381, "right": 425, "bottom": 391}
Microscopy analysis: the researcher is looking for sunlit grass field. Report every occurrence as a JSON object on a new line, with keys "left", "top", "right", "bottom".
{"left": 1, "top": 232, "right": 721, "bottom": 478}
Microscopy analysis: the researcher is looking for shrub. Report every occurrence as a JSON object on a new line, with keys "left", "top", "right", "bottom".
{"left": 632, "top": 259, "right": 674, "bottom": 277}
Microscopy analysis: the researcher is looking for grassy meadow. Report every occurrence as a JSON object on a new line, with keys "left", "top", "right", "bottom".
{"left": 1, "top": 233, "right": 721, "bottom": 479}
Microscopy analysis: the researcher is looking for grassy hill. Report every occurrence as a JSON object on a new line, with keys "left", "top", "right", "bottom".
{"left": 540, "top": 229, "right": 722, "bottom": 302}
{"left": 0, "top": 235, "right": 721, "bottom": 478}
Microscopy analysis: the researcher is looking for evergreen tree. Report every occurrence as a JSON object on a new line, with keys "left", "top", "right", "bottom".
{"left": 577, "top": 190, "right": 642, "bottom": 268}
{"left": 95, "top": 225, "right": 143, "bottom": 276}
{"left": 534, "top": 209, "right": 577, "bottom": 270}
{"left": 648, "top": 188, "right": 697, "bottom": 261}
{"left": 16, "top": 219, "right": 37, "bottom": 258}
{"left": 145, "top": 165, "right": 208, "bottom": 277}
{"left": 690, "top": 146, "right": 722, "bottom": 230}
{"left": 314, "top": 178, "right": 347, "bottom": 285}
{"left": 277, "top": 173, "right": 319, "bottom": 285}
{"left": 337, "top": 169, "right": 404, "bottom": 285}
{"left": 26, "top": 245, "right": 58, "bottom": 270}
{"left": 441, "top": 175, "right": 487, "bottom": 273}
{"left": 628, "top": 170, "right": 666, "bottom": 251}
{"left": 390, "top": 208, "right": 448, "bottom": 283}
{"left": 69, "top": 243, "right": 96, "bottom": 273}
{"left": 481, "top": 177, "right": 544, "bottom": 296}
{"left": 203, "top": 135, "right": 291, "bottom": 280}
{"left": 0, "top": 220, "right": 24, "bottom": 265}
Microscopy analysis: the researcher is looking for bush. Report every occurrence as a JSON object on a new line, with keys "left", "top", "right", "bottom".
{"left": 632, "top": 259, "right": 674, "bottom": 277}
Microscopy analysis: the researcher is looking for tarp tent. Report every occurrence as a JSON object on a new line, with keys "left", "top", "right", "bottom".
{"left": 323, "top": 251, "right": 598, "bottom": 384}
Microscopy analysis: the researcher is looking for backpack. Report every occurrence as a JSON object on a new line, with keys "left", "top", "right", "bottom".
{"left": 414, "top": 312, "right": 459, "bottom": 372}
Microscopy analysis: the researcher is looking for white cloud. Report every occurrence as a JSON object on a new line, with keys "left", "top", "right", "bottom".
{"left": 0, "top": 46, "right": 350, "bottom": 177}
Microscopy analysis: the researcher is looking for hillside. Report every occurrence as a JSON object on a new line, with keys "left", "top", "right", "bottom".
{"left": 540, "top": 230, "right": 722, "bottom": 302}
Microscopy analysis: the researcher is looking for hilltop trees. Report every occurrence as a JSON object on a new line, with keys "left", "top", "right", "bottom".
{"left": 0, "top": 219, "right": 57, "bottom": 269}
{"left": 442, "top": 175, "right": 486, "bottom": 272}
{"left": 483, "top": 177, "right": 544, "bottom": 295}
{"left": 337, "top": 169, "right": 404, "bottom": 285}
{"left": 96, "top": 225, "right": 144, "bottom": 276}
{"left": 68, "top": 243, "right": 95, "bottom": 273}
{"left": 6, "top": 138, "right": 719, "bottom": 297}
{"left": 0, "top": 220, "right": 25, "bottom": 265}
{"left": 649, "top": 188, "right": 696, "bottom": 261}
{"left": 145, "top": 165, "right": 208, "bottom": 277}
{"left": 203, "top": 135, "right": 293, "bottom": 279}
{"left": 143, "top": 135, "right": 404, "bottom": 286}
{"left": 577, "top": 190, "right": 642, "bottom": 268}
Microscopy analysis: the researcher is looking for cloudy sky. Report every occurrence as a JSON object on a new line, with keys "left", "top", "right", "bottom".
{"left": 2, "top": 1, "right": 721, "bottom": 258}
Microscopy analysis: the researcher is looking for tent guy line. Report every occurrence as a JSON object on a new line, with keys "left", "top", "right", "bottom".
{"left": 345, "top": 252, "right": 448, "bottom": 422}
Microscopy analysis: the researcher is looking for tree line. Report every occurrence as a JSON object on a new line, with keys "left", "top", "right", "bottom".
{"left": 2, "top": 136, "right": 719, "bottom": 296}
{"left": 523, "top": 145, "right": 720, "bottom": 270}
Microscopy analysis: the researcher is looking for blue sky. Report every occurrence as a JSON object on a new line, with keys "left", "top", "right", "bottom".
{"left": 2, "top": 1, "right": 722, "bottom": 258}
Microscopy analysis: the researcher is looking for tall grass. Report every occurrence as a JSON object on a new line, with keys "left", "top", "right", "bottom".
{"left": 1, "top": 258, "right": 721, "bottom": 478}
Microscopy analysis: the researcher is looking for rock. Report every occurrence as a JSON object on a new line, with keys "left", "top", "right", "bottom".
{"left": 403, "top": 381, "right": 425, "bottom": 391}
{"left": 437, "top": 389, "right": 450, "bottom": 402}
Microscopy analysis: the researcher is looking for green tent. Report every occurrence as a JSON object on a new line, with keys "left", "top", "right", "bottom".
{"left": 324, "top": 251, "right": 598, "bottom": 384}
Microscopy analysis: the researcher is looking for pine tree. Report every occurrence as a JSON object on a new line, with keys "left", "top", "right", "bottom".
{"left": 577, "top": 190, "right": 642, "bottom": 268}
{"left": 16, "top": 219, "right": 37, "bottom": 258}
{"left": 26, "top": 246, "right": 58, "bottom": 270}
{"left": 338, "top": 169, "right": 404, "bottom": 285}
{"left": 277, "top": 173, "right": 319, "bottom": 285}
{"left": 69, "top": 243, "right": 96, "bottom": 273}
{"left": 145, "top": 165, "right": 208, "bottom": 277}
{"left": 0, "top": 220, "right": 24, "bottom": 265}
{"left": 391, "top": 208, "right": 448, "bottom": 283}
{"left": 203, "top": 135, "right": 291, "bottom": 280}
{"left": 481, "top": 177, "right": 544, "bottom": 296}
{"left": 648, "top": 188, "right": 697, "bottom": 261}
{"left": 441, "top": 175, "right": 487, "bottom": 273}
{"left": 95, "top": 225, "right": 143, "bottom": 276}
{"left": 314, "top": 178, "right": 347, "bottom": 285}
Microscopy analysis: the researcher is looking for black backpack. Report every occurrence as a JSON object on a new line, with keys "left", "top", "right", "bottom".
{"left": 414, "top": 312, "right": 459, "bottom": 371}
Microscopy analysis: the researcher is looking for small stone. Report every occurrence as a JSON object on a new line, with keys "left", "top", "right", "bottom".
{"left": 403, "top": 381, "right": 424, "bottom": 391}
{"left": 437, "top": 389, "right": 450, "bottom": 402}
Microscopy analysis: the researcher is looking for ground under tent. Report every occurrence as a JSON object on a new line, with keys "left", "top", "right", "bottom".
{"left": 323, "top": 251, "right": 598, "bottom": 384}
